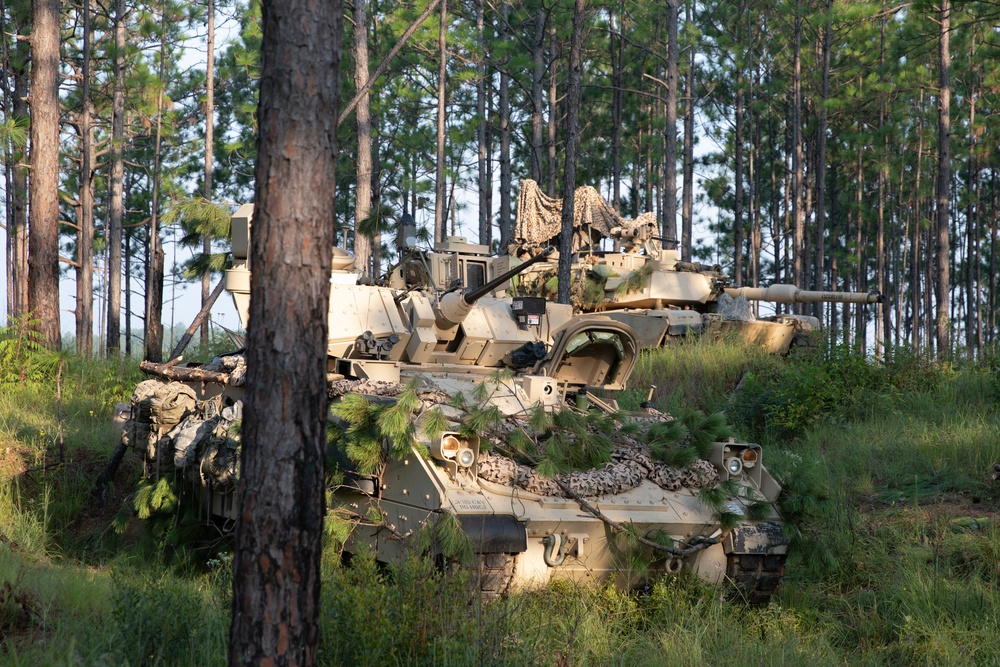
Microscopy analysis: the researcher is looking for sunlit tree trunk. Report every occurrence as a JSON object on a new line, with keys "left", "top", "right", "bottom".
{"left": 353, "top": 0, "right": 372, "bottom": 275}
{"left": 145, "top": 4, "right": 167, "bottom": 363}
{"left": 663, "top": 0, "right": 678, "bottom": 243}
{"left": 228, "top": 0, "right": 342, "bottom": 662}
{"left": 76, "top": 0, "right": 95, "bottom": 356}
{"left": 107, "top": 0, "right": 126, "bottom": 356}
{"left": 27, "top": 0, "right": 61, "bottom": 349}
{"left": 434, "top": 0, "right": 447, "bottom": 242}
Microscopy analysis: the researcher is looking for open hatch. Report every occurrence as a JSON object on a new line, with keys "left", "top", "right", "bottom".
{"left": 534, "top": 317, "right": 639, "bottom": 391}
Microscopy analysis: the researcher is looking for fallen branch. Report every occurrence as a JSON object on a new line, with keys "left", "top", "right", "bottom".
{"left": 139, "top": 360, "right": 230, "bottom": 384}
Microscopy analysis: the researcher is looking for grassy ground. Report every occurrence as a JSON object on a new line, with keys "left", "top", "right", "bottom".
{"left": 3, "top": 325, "right": 1000, "bottom": 665}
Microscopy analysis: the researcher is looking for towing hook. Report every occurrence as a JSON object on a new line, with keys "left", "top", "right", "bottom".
{"left": 542, "top": 533, "right": 570, "bottom": 567}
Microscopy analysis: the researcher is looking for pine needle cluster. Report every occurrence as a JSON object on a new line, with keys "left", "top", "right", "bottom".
{"left": 330, "top": 384, "right": 425, "bottom": 474}
{"left": 647, "top": 410, "right": 733, "bottom": 468}
{"left": 614, "top": 261, "right": 654, "bottom": 297}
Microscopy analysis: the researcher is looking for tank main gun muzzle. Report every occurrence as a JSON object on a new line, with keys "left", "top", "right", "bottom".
{"left": 435, "top": 246, "right": 556, "bottom": 327}
{"left": 723, "top": 284, "right": 882, "bottom": 305}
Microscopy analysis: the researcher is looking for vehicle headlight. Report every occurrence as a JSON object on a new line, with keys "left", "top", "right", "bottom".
{"left": 740, "top": 448, "right": 758, "bottom": 469}
{"left": 457, "top": 448, "right": 476, "bottom": 468}
{"left": 726, "top": 457, "right": 743, "bottom": 476}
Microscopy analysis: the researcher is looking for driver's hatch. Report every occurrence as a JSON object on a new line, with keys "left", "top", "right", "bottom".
{"left": 534, "top": 317, "right": 639, "bottom": 391}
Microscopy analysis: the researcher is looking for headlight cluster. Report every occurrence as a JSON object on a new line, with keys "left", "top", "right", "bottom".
{"left": 431, "top": 433, "right": 478, "bottom": 469}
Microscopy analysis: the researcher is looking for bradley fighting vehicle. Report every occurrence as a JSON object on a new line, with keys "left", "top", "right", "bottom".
{"left": 119, "top": 203, "right": 787, "bottom": 602}
{"left": 502, "top": 179, "right": 882, "bottom": 353}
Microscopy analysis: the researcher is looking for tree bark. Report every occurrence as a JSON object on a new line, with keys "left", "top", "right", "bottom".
{"left": 477, "top": 0, "right": 490, "bottom": 247}
{"left": 814, "top": 0, "right": 832, "bottom": 320}
{"left": 936, "top": 0, "right": 951, "bottom": 356}
{"left": 228, "top": 0, "right": 342, "bottom": 663}
{"left": 106, "top": 0, "right": 126, "bottom": 356}
{"left": 531, "top": 5, "right": 546, "bottom": 184}
{"left": 610, "top": 5, "right": 623, "bottom": 214}
{"left": 681, "top": 0, "right": 694, "bottom": 263}
{"left": 733, "top": 4, "right": 744, "bottom": 285}
{"left": 434, "top": 0, "right": 447, "bottom": 243}
{"left": 201, "top": 0, "right": 215, "bottom": 349}
{"left": 28, "top": 0, "right": 62, "bottom": 349}
{"left": 663, "top": 0, "right": 678, "bottom": 243}
{"left": 353, "top": 0, "right": 372, "bottom": 275}
{"left": 145, "top": 4, "right": 167, "bottom": 363}
{"left": 498, "top": 2, "right": 512, "bottom": 252}
{"left": 557, "top": 0, "right": 586, "bottom": 305}
{"left": 791, "top": 4, "right": 804, "bottom": 311}
{"left": 547, "top": 23, "right": 558, "bottom": 198}
{"left": 76, "top": 0, "right": 95, "bottom": 356}
{"left": 9, "top": 29, "right": 29, "bottom": 319}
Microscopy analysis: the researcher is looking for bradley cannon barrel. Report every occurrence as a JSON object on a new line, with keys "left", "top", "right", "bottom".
{"left": 435, "top": 246, "right": 557, "bottom": 327}
{"left": 723, "top": 284, "right": 882, "bottom": 305}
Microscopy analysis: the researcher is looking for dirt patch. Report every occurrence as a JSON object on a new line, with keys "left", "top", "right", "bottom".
{"left": 0, "top": 442, "right": 30, "bottom": 481}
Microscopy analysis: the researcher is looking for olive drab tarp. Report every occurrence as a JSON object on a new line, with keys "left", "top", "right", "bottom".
{"left": 510, "top": 179, "right": 660, "bottom": 256}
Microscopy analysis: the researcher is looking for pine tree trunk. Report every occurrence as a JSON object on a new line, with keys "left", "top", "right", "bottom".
{"left": 434, "top": 0, "right": 447, "bottom": 243}
{"left": 144, "top": 5, "right": 167, "bottom": 363}
{"left": 547, "top": 23, "right": 558, "bottom": 198}
{"left": 201, "top": 0, "right": 215, "bottom": 349}
{"left": 557, "top": 0, "right": 586, "bottom": 305}
{"left": 935, "top": 0, "right": 951, "bottom": 356}
{"left": 610, "top": 5, "right": 623, "bottom": 215}
{"left": 681, "top": 0, "right": 694, "bottom": 263}
{"left": 791, "top": 4, "right": 804, "bottom": 312}
{"left": 353, "top": 0, "right": 372, "bottom": 275}
{"left": 477, "top": 0, "right": 490, "bottom": 247}
{"left": 498, "top": 2, "right": 512, "bottom": 252}
{"left": 107, "top": 0, "right": 126, "bottom": 356}
{"left": 663, "top": 0, "right": 678, "bottom": 243}
{"left": 815, "top": 0, "right": 832, "bottom": 320}
{"left": 733, "top": 18, "right": 744, "bottom": 286}
{"left": 28, "top": 0, "right": 62, "bottom": 350}
{"left": 531, "top": 6, "right": 545, "bottom": 184}
{"left": 77, "top": 0, "right": 95, "bottom": 356}
{"left": 10, "top": 44, "right": 29, "bottom": 318}
{"left": 228, "top": 0, "right": 342, "bottom": 662}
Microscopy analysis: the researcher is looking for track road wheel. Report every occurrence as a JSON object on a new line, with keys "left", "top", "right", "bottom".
{"left": 726, "top": 552, "right": 785, "bottom": 606}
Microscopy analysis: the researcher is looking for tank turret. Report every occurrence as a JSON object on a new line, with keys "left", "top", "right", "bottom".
{"left": 509, "top": 179, "right": 881, "bottom": 353}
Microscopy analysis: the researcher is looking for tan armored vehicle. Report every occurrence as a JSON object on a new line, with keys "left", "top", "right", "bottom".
{"left": 120, "top": 204, "right": 788, "bottom": 603}
{"left": 508, "top": 179, "right": 881, "bottom": 353}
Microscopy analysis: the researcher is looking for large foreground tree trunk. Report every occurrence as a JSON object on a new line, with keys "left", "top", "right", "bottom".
{"left": 228, "top": 0, "right": 342, "bottom": 664}
{"left": 28, "top": 0, "right": 62, "bottom": 349}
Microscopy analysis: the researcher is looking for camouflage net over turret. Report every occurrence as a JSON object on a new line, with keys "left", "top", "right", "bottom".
{"left": 511, "top": 179, "right": 659, "bottom": 257}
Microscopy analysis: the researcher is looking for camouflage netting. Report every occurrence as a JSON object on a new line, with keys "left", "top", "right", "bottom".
{"left": 475, "top": 414, "right": 719, "bottom": 497}
{"left": 127, "top": 355, "right": 719, "bottom": 498}
{"left": 716, "top": 293, "right": 756, "bottom": 322}
{"left": 511, "top": 179, "right": 659, "bottom": 257}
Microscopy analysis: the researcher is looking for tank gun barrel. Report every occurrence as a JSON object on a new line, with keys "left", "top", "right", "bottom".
{"left": 436, "top": 246, "right": 555, "bottom": 327}
{"left": 723, "top": 284, "right": 882, "bottom": 305}
{"left": 463, "top": 246, "right": 555, "bottom": 305}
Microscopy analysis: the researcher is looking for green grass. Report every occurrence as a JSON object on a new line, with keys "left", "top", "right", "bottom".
{"left": 5, "top": 332, "right": 1000, "bottom": 664}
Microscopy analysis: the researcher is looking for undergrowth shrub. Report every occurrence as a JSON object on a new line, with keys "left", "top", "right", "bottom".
{"left": 730, "top": 343, "right": 952, "bottom": 443}
{"left": 0, "top": 315, "right": 58, "bottom": 385}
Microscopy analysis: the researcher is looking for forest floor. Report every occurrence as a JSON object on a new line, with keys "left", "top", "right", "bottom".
{"left": 2, "top": 336, "right": 1000, "bottom": 666}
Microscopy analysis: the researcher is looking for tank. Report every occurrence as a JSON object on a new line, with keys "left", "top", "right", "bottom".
{"left": 507, "top": 179, "right": 882, "bottom": 353}
{"left": 118, "top": 204, "right": 788, "bottom": 603}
